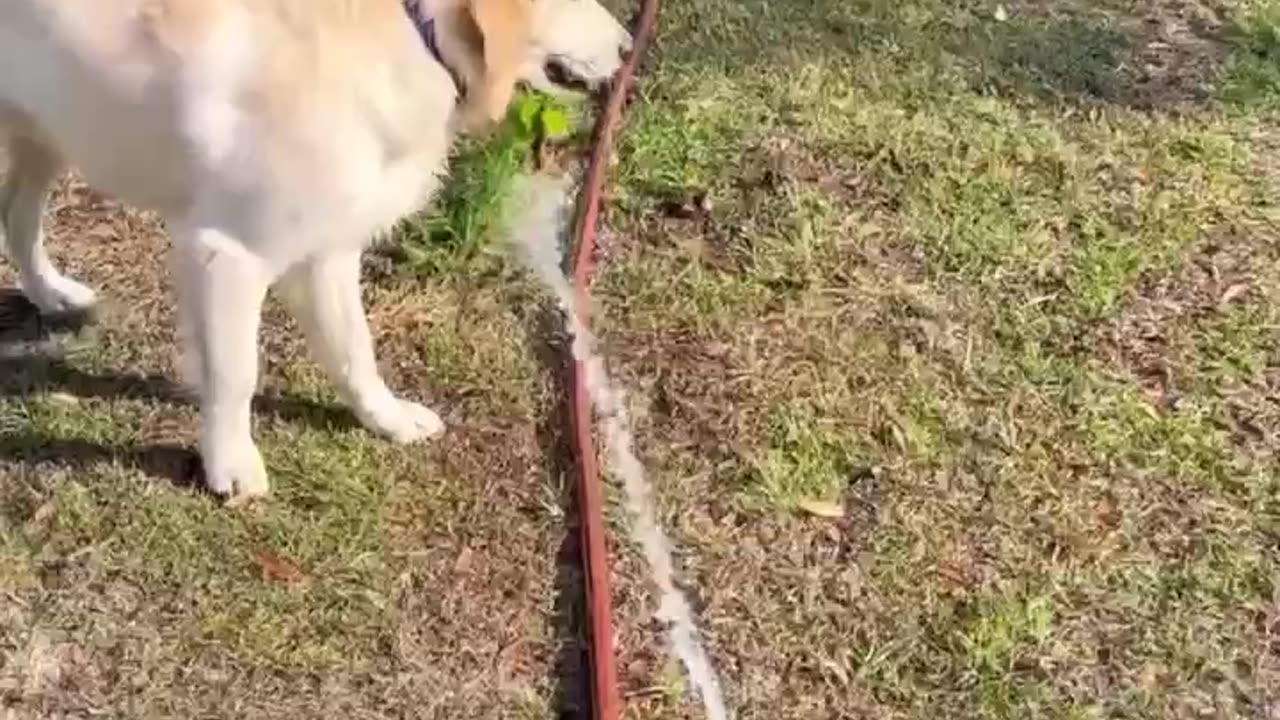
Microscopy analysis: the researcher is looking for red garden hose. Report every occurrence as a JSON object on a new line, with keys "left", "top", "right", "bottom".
{"left": 569, "top": 1, "right": 660, "bottom": 718}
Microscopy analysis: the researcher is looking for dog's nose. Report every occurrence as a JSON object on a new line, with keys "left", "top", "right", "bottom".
{"left": 597, "top": 74, "right": 637, "bottom": 107}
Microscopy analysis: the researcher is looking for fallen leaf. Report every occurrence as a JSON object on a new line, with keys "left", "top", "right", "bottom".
{"left": 1219, "top": 283, "right": 1249, "bottom": 305}
{"left": 23, "top": 501, "right": 56, "bottom": 534}
{"left": 453, "top": 546, "right": 474, "bottom": 575}
{"left": 675, "top": 235, "right": 710, "bottom": 260}
{"left": 796, "top": 499, "right": 845, "bottom": 519}
{"left": 31, "top": 501, "right": 56, "bottom": 524}
{"left": 254, "top": 550, "right": 308, "bottom": 586}
{"left": 1096, "top": 496, "right": 1122, "bottom": 529}
{"left": 496, "top": 639, "right": 529, "bottom": 684}
{"left": 702, "top": 341, "right": 731, "bottom": 358}
{"left": 994, "top": 4, "right": 1009, "bottom": 21}
{"left": 46, "top": 392, "right": 81, "bottom": 407}
{"left": 820, "top": 656, "right": 851, "bottom": 687}
{"left": 86, "top": 223, "right": 115, "bottom": 240}
{"left": 1138, "top": 401, "right": 1161, "bottom": 421}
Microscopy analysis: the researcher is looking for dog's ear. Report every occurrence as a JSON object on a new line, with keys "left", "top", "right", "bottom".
{"left": 447, "top": 0, "right": 532, "bottom": 133}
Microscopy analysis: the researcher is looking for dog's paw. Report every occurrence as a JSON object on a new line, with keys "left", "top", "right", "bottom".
{"left": 357, "top": 398, "right": 445, "bottom": 444}
{"left": 202, "top": 443, "right": 270, "bottom": 500}
{"left": 24, "top": 273, "right": 99, "bottom": 315}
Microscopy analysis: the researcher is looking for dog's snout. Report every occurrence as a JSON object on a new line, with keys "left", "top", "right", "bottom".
{"left": 618, "top": 15, "right": 637, "bottom": 65}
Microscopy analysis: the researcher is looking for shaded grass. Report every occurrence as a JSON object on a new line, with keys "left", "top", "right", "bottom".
{"left": 0, "top": 176, "right": 573, "bottom": 716}
{"left": 1221, "top": 0, "right": 1280, "bottom": 109}
{"left": 3, "top": 383, "right": 396, "bottom": 667}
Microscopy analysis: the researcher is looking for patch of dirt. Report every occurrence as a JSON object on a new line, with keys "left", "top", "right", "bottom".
{"left": 622, "top": 135, "right": 915, "bottom": 285}
{"left": 1107, "top": 0, "right": 1231, "bottom": 109}
{"left": 968, "top": 0, "right": 1234, "bottom": 111}
{"left": 1090, "top": 220, "right": 1280, "bottom": 453}
{"left": 737, "top": 136, "right": 900, "bottom": 210}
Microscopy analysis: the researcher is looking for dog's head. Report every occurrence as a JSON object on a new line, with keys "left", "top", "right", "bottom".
{"left": 424, "top": 0, "right": 632, "bottom": 132}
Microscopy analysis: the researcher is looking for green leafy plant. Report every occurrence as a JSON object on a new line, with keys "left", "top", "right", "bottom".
{"left": 394, "top": 91, "right": 577, "bottom": 275}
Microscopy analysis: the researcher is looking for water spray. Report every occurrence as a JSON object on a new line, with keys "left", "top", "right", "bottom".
{"left": 501, "top": 1, "right": 733, "bottom": 712}
{"left": 508, "top": 175, "right": 729, "bottom": 719}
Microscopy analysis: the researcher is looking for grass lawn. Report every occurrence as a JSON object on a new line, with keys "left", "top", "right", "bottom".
{"left": 3, "top": 0, "right": 1279, "bottom": 718}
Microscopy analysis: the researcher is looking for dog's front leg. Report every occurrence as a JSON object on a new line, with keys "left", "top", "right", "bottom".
{"left": 170, "top": 222, "right": 271, "bottom": 499}
{"left": 277, "top": 251, "right": 444, "bottom": 443}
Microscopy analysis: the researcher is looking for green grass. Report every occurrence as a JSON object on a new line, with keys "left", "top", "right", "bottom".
{"left": 393, "top": 90, "right": 579, "bottom": 275}
{"left": 594, "top": 0, "right": 1280, "bottom": 717}
{"left": 745, "top": 404, "right": 858, "bottom": 510}
{"left": 1222, "top": 0, "right": 1280, "bottom": 108}
{"left": 3, "top": 0, "right": 1280, "bottom": 718}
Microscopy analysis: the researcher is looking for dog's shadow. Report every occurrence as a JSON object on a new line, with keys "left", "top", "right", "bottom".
{"left": 0, "top": 288, "right": 359, "bottom": 491}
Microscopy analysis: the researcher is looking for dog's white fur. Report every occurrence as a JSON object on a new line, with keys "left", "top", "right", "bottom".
{"left": 0, "top": 0, "right": 631, "bottom": 497}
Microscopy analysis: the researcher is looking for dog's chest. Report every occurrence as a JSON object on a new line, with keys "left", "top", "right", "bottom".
{"left": 264, "top": 67, "right": 457, "bottom": 259}
{"left": 172, "top": 22, "right": 460, "bottom": 262}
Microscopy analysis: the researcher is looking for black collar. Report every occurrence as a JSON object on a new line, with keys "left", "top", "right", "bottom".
{"left": 403, "top": 1, "right": 465, "bottom": 95}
